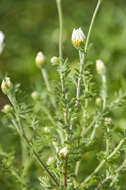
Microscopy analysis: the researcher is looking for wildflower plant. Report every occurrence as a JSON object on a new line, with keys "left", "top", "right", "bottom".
{"left": 1, "top": 0, "right": 126, "bottom": 189}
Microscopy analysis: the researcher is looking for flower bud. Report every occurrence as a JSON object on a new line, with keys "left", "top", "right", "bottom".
{"left": 96, "top": 60, "right": 105, "bottom": 76}
{"left": 31, "top": 91, "right": 40, "bottom": 100}
{"left": 2, "top": 104, "right": 12, "bottom": 113}
{"left": 72, "top": 28, "right": 85, "bottom": 48}
{"left": 104, "top": 117, "right": 112, "bottom": 127}
{"left": 1, "top": 77, "right": 13, "bottom": 95}
{"left": 47, "top": 157, "right": 54, "bottom": 165}
{"left": 43, "top": 126, "right": 50, "bottom": 134}
{"left": 35, "top": 52, "right": 46, "bottom": 68}
{"left": 96, "top": 97, "right": 102, "bottom": 107}
{"left": 50, "top": 56, "right": 59, "bottom": 65}
{"left": 58, "top": 146, "right": 68, "bottom": 159}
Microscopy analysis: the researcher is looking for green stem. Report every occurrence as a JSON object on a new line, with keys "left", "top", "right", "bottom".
{"left": 56, "top": 0, "right": 63, "bottom": 63}
{"left": 102, "top": 75, "right": 107, "bottom": 110}
{"left": 84, "top": 0, "right": 102, "bottom": 53}
{"left": 81, "top": 139, "right": 125, "bottom": 186}
{"left": 76, "top": 50, "right": 85, "bottom": 106}
{"left": 95, "top": 159, "right": 126, "bottom": 190}
{"left": 41, "top": 68, "right": 51, "bottom": 92}
{"left": 9, "top": 95, "right": 59, "bottom": 187}
{"left": 64, "top": 158, "right": 68, "bottom": 186}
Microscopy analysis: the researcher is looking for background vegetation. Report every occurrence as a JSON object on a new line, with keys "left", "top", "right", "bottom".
{"left": 0, "top": 0, "right": 126, "bottom": 189}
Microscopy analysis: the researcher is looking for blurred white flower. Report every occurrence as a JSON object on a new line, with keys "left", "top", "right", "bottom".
{"left": 0, "top": 31, "right": 5, "bottom": 54}
{"left": 96, "top": 59, "right": 105, "bottom": 76}
{"left": 72, "top": 28, "right": 85, "bottom": 48}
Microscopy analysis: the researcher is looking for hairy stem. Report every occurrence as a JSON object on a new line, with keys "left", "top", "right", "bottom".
{"left": 41, "top": 68, "right": 51, "bottom": 92}
{"left": 64, "top": 158, "right": 68, "bottom": 186}
{"left": 84, "top": 0, "right": 102, "bottom": 53}
{"left": 102, "top": 75, "right": 107, "bottom": 110}
{"left": 76, "top": 50, "right": 85, "bottom": 106}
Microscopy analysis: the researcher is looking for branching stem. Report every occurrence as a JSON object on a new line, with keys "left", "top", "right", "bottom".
{"left": 8, "top": 94, "right": 59, "bottom": 187}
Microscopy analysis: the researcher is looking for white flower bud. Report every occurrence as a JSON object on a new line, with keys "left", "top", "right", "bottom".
{"left": 35, "top": 52, "right": 46, "bottom": 68}
{"left": 72, "top": 28, "right": 85, "bottom": 48}
{"left": 47, "top": 157, "right": 54, "bottom": 165}
{"left": 31, "top": 91, "right": 40, "bottom": 100}
{"left": 104, "top": 117, "right": 112, "bottom": 127}
{"left": 2, "top": 104, "right": 12, "bottom": 113}
{"left": 58, "top": 147, "right": 68, "bottom": 159}
{"left": 96, "top": 97, "right": 102, "bottom": 107}
{"left": 96, "top": 60, "right": 105, "bottom": 76}
{"left": 1, "top": 77, "right": 13, "bottom": 95}
{"left": 50, "top": 56, "right": 59, "bottom": 65}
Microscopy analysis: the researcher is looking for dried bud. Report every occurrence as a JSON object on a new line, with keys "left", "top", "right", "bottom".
{"left": 1, "top": 77, "right": 13, "bottom": 95}
{"left": 35, "top": 52, "right": 46, "bottom": 68}
{"left": 72, "top": 28, "right": 85, "bottom": 48}
{"left": 104, "top": 117, "right": 112, "bottom": 127}
{"left": 96, "top": 97, "right": 102, "bottom": 107}
{"left": 96, "top": 60, "right": 105, "bottom": 76}
{"left": 50, "top": 56, "right": 59, "bottom": 65}
{"left": 2, "top": 104, "right": 12, "bottom": 113}
{"left": 47, "top": 157, "right": 54, "bottom": 165}
{"left": 58, "top": 147, "right": 68, "bottom": 159}
{"left": 31, "top": 91, "right": 40, "bottom": 100}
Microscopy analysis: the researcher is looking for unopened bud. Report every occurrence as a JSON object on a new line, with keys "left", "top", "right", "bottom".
{"left": 72, "top": 28, "right": 85, "bottom": 48}
{"left": 96, "top": 60, "right": 105, "bottom": 76}
{"left": 58, "top": 146, "right": 68, "bottom": 159}
{"left": 1, "top": 77, "right": 13, "bottom": 95}
{"left": 35, "top": 52, "right": 46, "bottom": 68}
{"left": 2, "top": 104, "right": 12, "bottom": 113}
{"left": 104, "top": 117, "right": 112, "bottom": 127}
{"left": 50, "top": 56, "right": 59, "bottom": 65}
{"left": 31, "top": 91, "right": 40, "bottom": 100}
{"left": 47, "top": 157, "right": 54, "bottom": 165}
{"left": 96, "top": 97, "right": 102, "bottom": 107}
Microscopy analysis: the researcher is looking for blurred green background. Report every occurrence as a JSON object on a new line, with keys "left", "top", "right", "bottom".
{"left": 0, "top": 0, "right": 126, "bottom": 189}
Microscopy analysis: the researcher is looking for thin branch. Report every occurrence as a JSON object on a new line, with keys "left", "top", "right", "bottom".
{"left": 9, "top": 95, "right": 59, "bottom": 186}
{"left": 84, "top": 0, "right": 102, "bottom": 53}
{"left": 64, "top": 158, "right": 68, "bottom": 186}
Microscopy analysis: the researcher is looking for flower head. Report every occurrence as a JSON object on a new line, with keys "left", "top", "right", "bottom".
{"left": 35, "top": 52, "right": 46, "bottom": 68}
{"left": 72, "top": 28, "right": 85, "bottom": 48}
{"left": 1, "top": 77, "right": 13, "bottom": 95}
{"left": 96, "top": 60, "right": 105, "bottom": 76}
